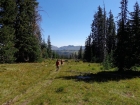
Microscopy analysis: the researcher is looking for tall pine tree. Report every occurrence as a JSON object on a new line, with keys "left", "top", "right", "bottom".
{"left": 0, "top": 0, "right": 17, "bottom": 63}
{"left": 84, "top": 35, "right": 92, "bottom": 62}
{"left": 106, "top": 10, "right": 116, "bottom": 54}
{"left": 47, "top": 35, "right": 52, "bottom": 58}
{"left": 96, "top": 6, "right": 105, "bottom": 62}
{"left": 130, "top": 2, "right": 140, "bottom": 66}
{"left": 78, "top": 46, "right": 83, "bottom": 59}
{"left": 114, "top": 0, "right": 129, "bottom": 71}
{"left": 90, "top": 6, "right": 107, "bottom": 62}
{"left": 41, "top": 40, "right": 48, "bottom": 59}
{"left": 15, "top": 0, "right": 41, "bottom": 62}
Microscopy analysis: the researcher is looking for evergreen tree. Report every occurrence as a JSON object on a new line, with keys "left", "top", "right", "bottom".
{"left": 83, "top": 35, "right": 92, "bottom": 62}
{"left": 78, "top": 46, "right": 83, "bottom": 59}
{"left": 0, "top": 0, "right": 17, "bottom": 63}
{"left": 52, "top": 51, "right": 55, "bottom": 59}
{"left": 47, "top": 35, "right": 52, "bottom": 58}
{"left": 96, "top": 6, "right": 104, "bottom": 62}
{"left": 130, "top": 2, "right": 140, "bottom": 66}
{"left": 106, "top": 10, "right": 116, "bottom": 54}
{"left": 124, "top": 20, "right": 133, "bottom": 68}
{"left": 103, "top": 10, "right": 116, "bottom": 69}
{"left": 91, "top": 12, "right": 98, "bottom": 62}
{"left": 114, "top": 0, "right": 129, "bottom": 71}
{"left": 90, "top": 6, "right": 106, "bottom": 62}
{"left": 41, "top": 40, "right": 48, "bottom": 59}
{"left": 85, "top": 5, "right": 117, "bottom": 64}
{"left": 103, "top": 4, "right": 107, "bottom": 62}
{"left": 74, "top": 52, "right": 77, "bottom": 59}
{"left": 15, "top": 0, "right": 41, "bottom": 62}
{"left": 33, "top": 2, "right": 42, "bottom": 43}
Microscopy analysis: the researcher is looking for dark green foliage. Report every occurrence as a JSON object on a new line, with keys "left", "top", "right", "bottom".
{"left": 130, "top": 2, "right": 140, "bottom": 66}
{"left": 41, "top": 36, "right": 59, "bottom": 59}
{"left": 33, "top": 3, "right": 42, "bottom": 44}
{"left": 0, "top": 0, "right": 17, "bottom": 63}
{"left": 103, "top": 50, "right": 114, "bottom": 70}
{"left": 41, "top": 40, "right": 48, "bottom": 59}
{"left": 91, "top": 6, "right": 108, "bottom": 62}
{"left": 47, "top": 35, "right": 52, "bottom": 58}
{"left": 84, "top": 0, "right": 140, "bottom": 71}
{"left": 14, "top": 0, "right": 41, "bottom": 62}
{"left": 114, "top": 0, "right": 134, "bottom": 71}
{"left": 78, "top": 46, "right": 83, "bottom": 59}
{"left": 114, "top": 0, "right": 140, "bottom": 71}
{"left": 52, "top": 51, "right": 59, "bottom": 59}
{"left": 94, "top": 6, "right": 105, "bottom": 62}
{"left": 0, "top": 0, "right": 42, "bottom": 63}
{"left": 84, "top": 6, "right": 116, "bottom": 64}
{"left": 106, "top": 10, "right": 116, "bottom": 54}
{"left": 83, "top": 35, "right": 92, "bottom": 62}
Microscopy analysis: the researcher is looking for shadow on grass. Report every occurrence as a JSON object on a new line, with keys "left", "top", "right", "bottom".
{"left": 57, "top": 70, "right": 140, "bottom": 83}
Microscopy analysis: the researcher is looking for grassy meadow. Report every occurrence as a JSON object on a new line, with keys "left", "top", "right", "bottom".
{"left": 0, "top": 60, "right": 140, "bottom": 105}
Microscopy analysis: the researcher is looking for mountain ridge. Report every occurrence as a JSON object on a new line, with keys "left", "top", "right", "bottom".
{"left": 52, "top": 45, "right": 85, "bottom": 51}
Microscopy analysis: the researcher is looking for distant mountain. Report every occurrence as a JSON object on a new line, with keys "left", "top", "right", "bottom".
{"left": 52, "top": 45, "right": 85, "bottom": 51}
{"left": 52, "top": 45, "right": 85, "bottom": 57}
{"left": 51, "top": 45, "right": 59, "bottom": 50}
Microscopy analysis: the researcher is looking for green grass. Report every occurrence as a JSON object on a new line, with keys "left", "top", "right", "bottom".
{"left": 0, "top": 60, "right": 140, "bottom": 105}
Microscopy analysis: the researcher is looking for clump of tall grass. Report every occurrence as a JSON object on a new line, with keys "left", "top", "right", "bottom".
{"left": 55, "top": 86, "right": 65, "bottom": 93}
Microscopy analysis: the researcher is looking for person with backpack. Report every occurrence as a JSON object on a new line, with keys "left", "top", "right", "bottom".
{"left": 56, "top": 59, "right": 59, "bottom": 71}
{"left": 61, "top": 59, "right": 63, "bottom": 65}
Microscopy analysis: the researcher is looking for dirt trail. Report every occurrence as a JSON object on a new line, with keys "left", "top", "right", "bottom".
{"left": 2, "top": 68, "right": 60, "bottom": 105}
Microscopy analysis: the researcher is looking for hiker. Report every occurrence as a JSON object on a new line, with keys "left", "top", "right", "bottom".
{"left": 61, "top": 59, "right": 63, "bottom": 65}
{"left": 56, "top": 59, "right": 59, "bottom": 71}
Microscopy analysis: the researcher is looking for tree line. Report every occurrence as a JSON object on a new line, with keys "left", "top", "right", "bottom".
{"left": 0, "top": 0, "right": 59, "bottom": 63}
{"left": 84, "top": 0, "right": 140, "bottom": 71}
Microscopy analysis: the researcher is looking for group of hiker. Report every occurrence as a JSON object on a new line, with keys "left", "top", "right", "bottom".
{"left": 56, "top": 59, "right": 63, "bottom": 71}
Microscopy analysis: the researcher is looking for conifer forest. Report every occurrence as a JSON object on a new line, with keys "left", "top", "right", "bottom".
{"left": 0, "top": 0, "right": 140, "bottom": 71}
{"left": 84, "top": 0, "right": 140, "bottom": 71}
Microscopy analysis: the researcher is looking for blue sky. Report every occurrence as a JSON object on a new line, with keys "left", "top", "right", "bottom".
{"left": 37, "top": 0, "right": 138, "bottom": 47}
